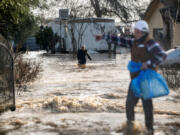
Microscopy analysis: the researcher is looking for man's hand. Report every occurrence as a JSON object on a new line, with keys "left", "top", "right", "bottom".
{"left": 141, "top": 62, "right": 148, "bottom": 70}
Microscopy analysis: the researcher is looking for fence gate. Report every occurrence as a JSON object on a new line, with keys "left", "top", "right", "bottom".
{"left": 0, "top": 42, "right": 15, "bottom": 113}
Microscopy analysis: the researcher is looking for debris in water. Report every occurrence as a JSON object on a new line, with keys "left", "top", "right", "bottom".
{"left": 10, "top": 119, "right": 27, "bottom": 127}
{"left": 43, "top": 96, "right": 125, "bottom": 113}
{"left": 120, "top": 121, "right": 147, "bottom": 135}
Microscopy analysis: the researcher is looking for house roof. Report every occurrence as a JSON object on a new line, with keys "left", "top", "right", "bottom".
{"left": 68, "top": 18, "right": 115, "bottom": 23}
{"left": 54, "top": 17, "right": 115, "bottom": 24}
{"left": 144, "top": 0, "right": 160, "bottom": 21}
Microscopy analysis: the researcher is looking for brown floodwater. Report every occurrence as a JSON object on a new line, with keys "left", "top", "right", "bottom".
{"left": 0, "top": 51, "right": 180, "bottom": 135}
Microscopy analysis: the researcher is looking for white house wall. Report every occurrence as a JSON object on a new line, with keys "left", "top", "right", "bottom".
{"left": 48, "top": 20, "right": 116, "bottom": 52}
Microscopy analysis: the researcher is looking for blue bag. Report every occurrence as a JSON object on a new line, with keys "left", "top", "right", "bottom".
{"left": 127, "top": 61, "right": 142, "bottom": 73}
{"left": 131, "top": 69, "right": 170, "bottom": 100}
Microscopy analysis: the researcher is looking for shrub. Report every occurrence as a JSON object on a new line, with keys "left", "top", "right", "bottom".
{"left": 160, "top": 63, "right": 180, "bottom": 94}
{"left": 14, "top": 54, "right": 41, "bottom": 93}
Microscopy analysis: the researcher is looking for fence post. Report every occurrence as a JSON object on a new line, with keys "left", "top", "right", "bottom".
{"left": 0, "top": 42, "right": 16, "bottom": 113}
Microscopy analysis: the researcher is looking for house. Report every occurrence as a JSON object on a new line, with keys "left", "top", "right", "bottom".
{"left": 144, "top": 0, "right": 180, "bottom": 50}
{"left": 48, "top": 18, "right": 117, "bottom": 52}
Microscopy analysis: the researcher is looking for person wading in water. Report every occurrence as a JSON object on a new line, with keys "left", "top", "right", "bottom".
{"left": 95, "top": 20, "right": 167, "bottom": 135}
{"left": 77, "top": 45, "right": 92, "bottom": 67}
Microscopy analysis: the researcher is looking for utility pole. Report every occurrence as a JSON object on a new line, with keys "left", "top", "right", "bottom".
{"left": 59, "top": 19, "right": 62, "bottom": 52}
{"left": 59, "top": 9, "right": 69, "bottom": 53}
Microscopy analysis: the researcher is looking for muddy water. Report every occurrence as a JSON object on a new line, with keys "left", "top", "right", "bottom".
{"left": 0, "top": 52, "right": 180, "bottom": 135}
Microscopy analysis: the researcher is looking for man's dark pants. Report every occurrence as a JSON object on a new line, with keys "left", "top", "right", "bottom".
{"left": 126, "top": 83, "right": 154, "bottom": 131}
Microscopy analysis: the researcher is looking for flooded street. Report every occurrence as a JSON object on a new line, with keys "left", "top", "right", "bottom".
{"left": 0, "top": 51, "right": 180, "bottom": 135}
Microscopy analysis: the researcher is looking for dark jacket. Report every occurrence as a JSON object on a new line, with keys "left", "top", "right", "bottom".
{"left": 77, "top": 49, "right": 92, "bottom": 64}
{"left": 130, "top": 36, "right": 158, "bottom": 79}
{"left": 102, "top": 34, "right": 167, "bottom": 79}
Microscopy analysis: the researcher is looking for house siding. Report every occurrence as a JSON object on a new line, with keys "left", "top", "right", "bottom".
{"left": 173, "top": 23, "right": 180, "bottom": 47}
{"left": 147, "top": 2, "right": 164, "bottom": 37}
{"left": 145, "top": 0, "right": 180, "bottom": 49}
{"left": 48, "top": 18, "right": 116, "bottom": 52}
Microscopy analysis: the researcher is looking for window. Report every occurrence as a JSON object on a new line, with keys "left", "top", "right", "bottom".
{"left": 153, "top": 28, "right": 163, "bottom": 41}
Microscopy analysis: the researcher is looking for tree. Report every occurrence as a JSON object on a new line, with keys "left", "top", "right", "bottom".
{"left": 35, "top": 26, "right": 59, "bottom": 53}
{"left": 75, "top": 23, "right": 88, "bottom": 49}
{"left": 53, "top": 0, "right": 88, "bottom": 18}
{"left": 159, "top": 0, "right": 180, "bottom": 50}
{"left": 89, "top": 0, "right": 150, "bottom": 23}
{"left": 68, "top": 23, "right": 77, "bottom": 56}
{"left": 0, "top": 0, "right": 47, "bottom": 40}
{"left": 51, "top": 0, "right": 150, "bottom": 24}
{"left": 90, "top": 0, "right": 104, "bottom": 17}
{"left": 14, "top": 15, "right": 39, "bottom": 50}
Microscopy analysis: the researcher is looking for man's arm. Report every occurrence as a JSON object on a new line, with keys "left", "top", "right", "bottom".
{"left": 86, "top": 51, "right": 92, "bottom": 61}
{"left": 142, "top": 40, "right": 167, "bottom": 69}
{"left": 96, "top": 34, "right": 133, "bottom": 48}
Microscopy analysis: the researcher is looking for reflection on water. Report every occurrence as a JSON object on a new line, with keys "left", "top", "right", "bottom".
{"left": 0, "top": 52, "right": 180, "bottom": 135}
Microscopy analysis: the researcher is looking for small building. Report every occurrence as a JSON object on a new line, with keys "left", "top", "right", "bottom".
{"left": 48, "top": 18, "right": 117, "bottom": 52}
{"left": 144, "top": 0, "right": 180, "bottom": 49}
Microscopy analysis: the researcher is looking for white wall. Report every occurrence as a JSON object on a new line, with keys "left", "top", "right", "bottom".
{"left": 48, "top": 20, "right": 117, "bottom": 52}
